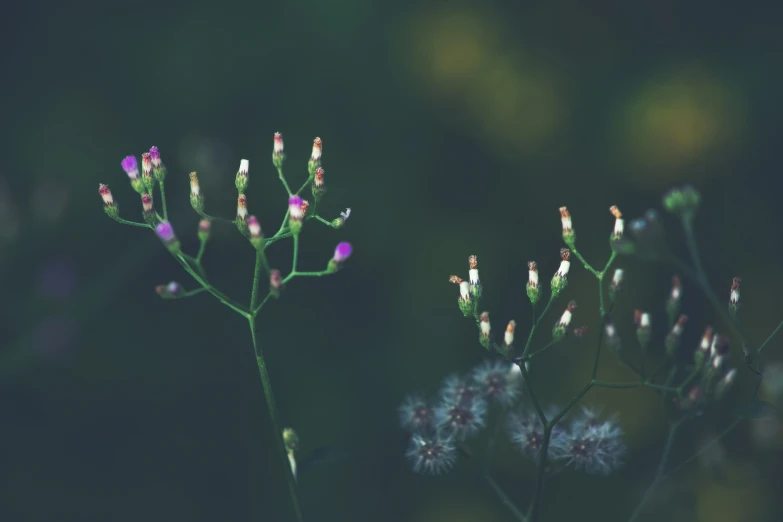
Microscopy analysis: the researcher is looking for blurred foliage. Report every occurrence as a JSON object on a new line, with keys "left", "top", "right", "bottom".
{"left": 1, "top": 0, "right": 782, "bottom": 521}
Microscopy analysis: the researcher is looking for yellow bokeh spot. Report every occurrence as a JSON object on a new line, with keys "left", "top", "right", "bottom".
{"left": 615, "top": 67, "right": 745, "bottom": 187}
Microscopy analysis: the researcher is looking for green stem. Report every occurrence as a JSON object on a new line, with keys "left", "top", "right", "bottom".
{"left": 197, "top": 210, "right": 235, "bottom": 225}
{"left": 758, "top": 317, "right": 783, "bottom": 353}
{"left": 159, "top": 180, "right": 169, "bottom": 221}
{"left": 523, "top": 341, "right": 557, "bottom": 361}
{"left": 570, "top": 247, "right": 600, "bottom": 277}
{"left": 277, "top": 166, "right": 293, "bottom": 196}
{"left": 248, "top": 318, "right": 303, "bottom": 522}
{"left": 172, "top": 254, "right": 247, "bottom": 316}
{"left": 522, "top": 296, "right": 556, "bottom": 357}
{"left": 248, "top": 252, "right": 303, "bottom": 522}
{"left": 628, "top": 420, "right": 683, "bottom": 522}
{"left": 313, "top": 215, "right": 333, "bottom": 227}
{"left": 114, "top": 217, "right": 150, "bottom": 228}
{"left": 182, "top": 287, "right": 209, "bottom": 298}
{"left": 291, "top": 234, "right": 300, "bottom": 273}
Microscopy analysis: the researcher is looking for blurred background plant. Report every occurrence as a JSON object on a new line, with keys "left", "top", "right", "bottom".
{"left": 1, "top": 1, "right": 782, "bottom": 521}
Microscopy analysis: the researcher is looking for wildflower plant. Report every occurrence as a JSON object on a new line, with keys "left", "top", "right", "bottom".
{"left": 398, "top": 186, "right": 783, "bottom": 521}
{"left": 99, "top": 135, "right": 353, "bottom": 521}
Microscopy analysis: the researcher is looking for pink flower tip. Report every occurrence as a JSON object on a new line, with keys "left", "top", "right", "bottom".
{"left": 333, "top": 242, "right": 353, "bottom": 263}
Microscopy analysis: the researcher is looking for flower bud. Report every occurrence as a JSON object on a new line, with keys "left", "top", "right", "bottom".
{"left": 604, "top": 320, "right": 621, "bottom": 354}
{"left": 559, "top": 207, "right": 575, "bottom": 246}
{"left": 149, "top": 146, "right": 167, "bottom": 182}
{"left": 236, "top": 194, "right": 248, "bottom": 235}
{"left": 553, "top": 300, "right": 577, "bottom": 342}
{"left": 198, "top": 219, "right": 211, "bottom": 243}
{"left": 155, "top": 221, "right": 180, "bottom": 254}
{"left": 715, "top": 369, "right": 737, "bottom": 400}
{"left": 308, "top": 137, "right": 322, "bottom": 178}
{"left": 247, "top": 215, "right": 263, "bottom": 250}
{"left": 270, "top": 268, "right": 283, "bottom": 298}
{"left": 327, "top": 241, "right": 353, "bottom": 273}
{"left": 710, "top": 334, "right": 730, "bottom": 370}
{"left": 453, "top": 276, "right": 473, "bottom": 317}
{"left": 694, "top": 326, "right": 714, "bottom": 368}
{"left": 609, "top": 205, "right": 624, "bottom": 240}
{"left": 287, "top": 195, "right": 304, "bottom": 235}
{"left": 235, "top": 159, "right": 249, "bottom": 194}
{"left": 504, "top": 320, "right": 516, "bottom": 349}
{"left": 634, "top": 310, "right": 651, "bottom": 350}
{"left": 665, "top": 275, "right": 682, "bottom": 326}
{"left": 728, "top": 277, "right": 741, "bottom": 319}
{"left": 526, "top": 261, "right": 540, "bottom": 306}
{"left": 122, "top": 156, "right": 146, "bottom": 194}
{"left": 479, "top": 311, "right": 491, "bottom": 350}
{"left": 665, "top": 314, "right": 688, "bottom": 357}
{"left": 155, "top": 281, "right": 184, "bottom": 299}
{"left": 141, "top": 152, "right": 154, "bottom": 191}
{"left": 312, "top": 167, "right": 326, "bottom": 200}
{"left": 189, "top": 172, "right": 204, "bottom": 212}
{"left": 282, "top": 426, "right": 299, "bottom": 481}
{"left": 141, "top": 192, "right": 155, "bottom": 225}
{"left": 98, "top": 183, "right": 119, "bottom": 220}
{"left": 609, "top": 268, "right": 624, "bottom": 302}
{"left": 663, "top": 185, "right": 700, "bottom": 217}
{"left": 272, "top": 132, "right": 285, "bottom": 169}
{"left": 468, "top": 255, "right": 482, "bottom": 299}
{"left": 550, "top": 249, "right": 570, "bottom": 297}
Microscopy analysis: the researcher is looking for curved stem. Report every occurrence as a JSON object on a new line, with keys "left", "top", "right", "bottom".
{"left": 522, "top": 296, "right": 556, "bottom": 357}
{"left": 114, "top": 217, "right": 150, "bottom": 228}
{"left": 172, "top": 254, "right": 248, "bottom": 316}
{"left": 758, "top": 317, "right": 783, "bottom": 353}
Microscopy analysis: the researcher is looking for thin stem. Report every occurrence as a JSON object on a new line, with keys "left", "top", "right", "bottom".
{"left": 523, "top": 341, "right": 557, "bottom": 361}
{"left": 758, "top": 317, "right": 783, "bottom": 353}
{"left": 197, "top": 210, "right": 235, "bottom": 225}
{"left": 172, "top": 254, "right": 248, "bottom": 316}
{"left": 664, "top": 418, "right": 741, "bottom": 479}
{"left": 628, "top": 419, "right": 684, "bottom": 522}
{"left": 248, "top": 318, "right": 303, "bottom": 522}
{"left": 570, "top": 247, "right": 600, "bottom": 277}
{"left": 277, "top": 166, "right": 293, "bottom": 196}
{"left": 313, "top": 215, "right": 334, "bottom": 227}
{"left": 182, "top": 287, "right": 209, "bottom": 298}
{"left": 292, "top": 234, "right": 300, "bottom": 273}
{"left": 519, "top": 363, "right": 547, "bottom": 426}
{"left": 248, "top": 252, "right": 302, "bottom": 521}
{"left": 522, "top": 296, "right": 556, "bottom": 357}
{"left": 196, "top": 238, "right": 207, "bottom": 263}
{"left": 159, "top": 180, "right": 169, "bottom": 221}
{"left": 114, "top": 217, "right": 150, "bottom": 228}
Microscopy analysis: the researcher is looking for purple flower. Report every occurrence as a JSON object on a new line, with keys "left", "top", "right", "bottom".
{"left": 149, "top": 146, "right": 161, "bottom": 167}
{"left": 121, "top": 156, "right": 139, "bottom": 179}
{"left": 155, "top": 221, "right": 176, "bottom": 243}
{"left": 288, "top": 195, "right": 304, "bottom": 220}
{"left": 166, "top": 281, "right": 183, "bottom": 297}
{"left": 332, "top": 242, "right": 352, "bottom": 263}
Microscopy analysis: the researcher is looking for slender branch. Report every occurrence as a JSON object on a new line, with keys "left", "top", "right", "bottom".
{"left": 248, "top": 252, "right": 303, "bottom": 521}
{"left": 570, "top": 247, "right": 600, "bottom": 277}
{"left": 196, "top": 210, "right": 235, "bottom": 225}
{"left": 664, "top": 418, "right": 741, "bottom": 480}
{"left": 758, "top": 317, "right": 783, "bottom": 353}
{"left": 313, "top": 215, "right": 334, "bottom": 227}
{"left": 522, "top": 296, "right": 556, "bottom": 357}
{"left": 277, "top": 166, "right": 293, "bottom": 196}
{"left": 181, "top": 287, "right": 209, "bottom": 298}
{"left": 159, "top": 180, "right": 169, "bottom": 221}
{"left": 627, "top": 419, "right": 684, "bottom": 522}
{"left": 292, "top": 234, "right": 300, "bottom": 273}
{"left": 172, "top": 254, "right": 248, "bottom": 316}
{"left": 114, "top": 217, "right": 150, "bottom": 228}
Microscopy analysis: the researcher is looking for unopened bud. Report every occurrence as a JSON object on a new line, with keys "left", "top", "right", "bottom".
{"left": 270, "top": 269, "right": 283, "bottom": 298}
{"left": 715, "top": 369, "right": 737, "bottom": 400}
{"left": 635, "top": 310, "right": 651, "bottom": 350}
{"left": 288, "top": 195, "right": 304, "bottom": 235}
{"left": 235, "top": 159, "right": 249, "bottom": 194}
{"left": 550, "top": 249, "right": 571, "bottom": 297}
{"left": 308, "top": 137, "right": 322, "bottom": 178}
{"left": 559, "top": 206, "right": 575, "bottom": 246}
{"left": 609, "top": 268, "right": 624, "bottom": 302}
{"left": 527, "top": 261, "right": 540, "bottom": 306}
{"left": 189, "top": 172, "right": 204, "bottom": 212}
{"left": 457, "top": 279, "right": 473, "bottom": 317}
{"left": 728, "top": 277, "right": 741, "bottom": 319}
{"left": 198, "top": 219, "right": 211, "bottom": 242}
{"left": 468, "top": 255, "right": 482, "bottom": 299}
{"left": 272, "top": 132, "right": 285, "bottom": 169}
{"left": 312, "top": 167, "right": 326, "bottom": 200}
{"left": 665, "top": 275, "right": 682, "bottom": 326}
{"left": 710, "top": 335, "right": 730, "bottom": 370}
{"left": 663, "top": 185, "right": 701, "bottom": 217}
{"left": 155, "top": 281, "right": 184, "bottom": 299}
{"left": 553, "top": 300, "right": 577, "bottom": 342}
{"left": 609, "top": 205, "right": 624, "bottom": 240}
{"left": 665, "top": 314, "right": 688, "bottom": 357}
{"left": 141, "top": 193, "right": 155, "bottom": 224}
{"left": 99, "top": 183, "right": 119, "bottom": 220}
{"left": 604, "top": 320, "right": 621, "bottom": 354}
{"left": 141, "top": 152, "right": 154, "bottom": 191}
{"left": 504, "top": 320, "right": 516, "bottom": 347}
{"left": 327, "top": 242, "right": 353, "bottom": 273}
{"left": 282, "top": 426, "right": 299, "bottom": 480}
{"left": 155, "top": 221, "right": 180, "bottom": 254}
{"left": 694, "top": 326, "right": 714, "bottom": 368}
{"left": 479, "top": 311, "right": 491, "bottom": 350}
{"left": 247, "top": 215, "right": 263, "bottom": 250}
{"left": 236, "top": 194, "right": 248, "bottom": 235}
{"left": 149, "top": 146, "right": 167, "bottom": 182}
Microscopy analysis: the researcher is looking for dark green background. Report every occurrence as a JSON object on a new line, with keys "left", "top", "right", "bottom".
{"left": 2, "top": 1, "right": 782, "bottom": 521}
